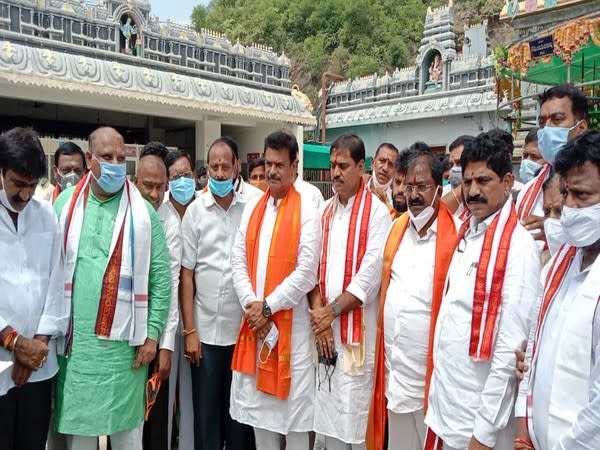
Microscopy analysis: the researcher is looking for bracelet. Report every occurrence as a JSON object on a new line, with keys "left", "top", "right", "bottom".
{"left": 182, "top": 328, "right": 196, "bottom": 337}
{"left": 11, "top": 335, "right": 20, "bottom": 354}
{"left": 3, "top": 330, "right": 17, "bottom": 349}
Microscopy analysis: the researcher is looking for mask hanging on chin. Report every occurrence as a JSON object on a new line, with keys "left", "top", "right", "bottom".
{"left": 543, "top": 217, "right": 567, "bottom": 255}
{"left": 371, "top": 171, "right": 392, "bottom": 191}
{"left": 408, "top": 186, "right": 440, "bottom": 232}
{"left": 0, "top": 171, "right": 20, "bottom": 213}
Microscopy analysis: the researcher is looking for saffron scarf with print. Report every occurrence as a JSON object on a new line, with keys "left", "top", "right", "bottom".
{"left": 319, "top": 182, "right": 372, "bottom": 346}
{"left": 456, "top": 198, "right": 518, "bottom": 361}
{"left": 60, "top": 173, "right": 151, "bottom": 354}
{"left": 366, "top": 204, "right": 457, "bottom": 450}
{"left": 231, "top": 186, "right": 301, "bottom": 400}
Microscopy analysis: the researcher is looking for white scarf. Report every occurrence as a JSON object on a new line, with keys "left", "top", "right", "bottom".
{"left": 60, "top": 174, "right": 151, "bottom": 351}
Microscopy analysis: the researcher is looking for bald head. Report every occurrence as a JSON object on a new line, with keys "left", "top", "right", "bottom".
{"left": 135, "top": 155, "right": 167, "bottom": 210}
{"left": 88, "top": 127, "right": 124, "bottom": 154}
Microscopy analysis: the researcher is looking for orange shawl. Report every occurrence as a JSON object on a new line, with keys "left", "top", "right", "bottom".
{"left": 231, "top": 186, "right": 302, "bottom": 400}
{"left": 366, "top": 203, "right": 457, "bottom": 450}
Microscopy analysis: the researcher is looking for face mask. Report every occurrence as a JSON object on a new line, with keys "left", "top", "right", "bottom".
{"left": 448, "top": 166, "right": 462, "bottom": 188}
{"left": 259, "top": 323, "right": 279, "bottom": 364}
{"left": 543, "top": 217, "right": 567, "bottom": 256}
{"left": 442, "top": 179, "right": 450, "bottom": 187}
{"left": 408, "top": 186, "right": 440, "bottom": 232}
{"left": 519, "top": 159, "right": 543, "bottom": 184}
{"left": 371, "top": 171, "right": 392, "bottom": 190}
{"left": 39, "top": 177, "right": 49, "bottom": 186}
{"left": 170, "top": 176, "right": 195, "bottom": 205}
{"left": 560, "top": 203, "right": 600, "bottom": 248}
{"left": 208, "top": 177, "right": 233, "bottom": 198}
{"left": 58, "top": 171, "right": 82, "bottom": 191}
{"left": 0, "top": 171, "right": 20, "bottom": 213}
{"left": 92, "top": 156, "right": 127, "bottom": 194}
{"left": 537, "top": 121, "right": 580, "bottom": 164}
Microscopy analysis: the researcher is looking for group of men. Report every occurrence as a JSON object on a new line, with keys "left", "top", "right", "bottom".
{"left": 0, "top": 83, "right": 599, "bottom": 450}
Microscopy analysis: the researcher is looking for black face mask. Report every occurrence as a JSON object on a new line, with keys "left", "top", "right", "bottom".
{"left": 316, "top": 342, "right": 338, "bottom": 392}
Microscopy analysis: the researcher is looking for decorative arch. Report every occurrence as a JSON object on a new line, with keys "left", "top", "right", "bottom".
{"left": 112, "top": 5, "right": 146, "bottom": 56}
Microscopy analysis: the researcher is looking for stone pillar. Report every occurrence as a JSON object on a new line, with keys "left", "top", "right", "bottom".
{"left": 195, "top": 119, "right": 221, "bottom": 167}
{"left": 294, "top": 125, "right": 305, "bottom": 180}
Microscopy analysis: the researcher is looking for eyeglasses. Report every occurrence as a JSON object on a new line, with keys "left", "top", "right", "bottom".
{"left": 169, "top": 172, "right": 194, "bottom": 181}
{"left": 405, "top": 183, "right": 436, "bottom": 194}
{"left": 144, "top": 373, "right": 162, "bottom": 421}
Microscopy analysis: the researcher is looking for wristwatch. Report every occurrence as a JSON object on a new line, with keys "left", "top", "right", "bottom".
{"left": 262, "top": 301, "right": 272, "bottom": 318}
{"left": 330, "top": 300, "right": 342, "bottom": 317}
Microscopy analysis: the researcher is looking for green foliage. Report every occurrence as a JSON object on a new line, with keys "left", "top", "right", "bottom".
{"left": 191, "top": 0, "right": 505, "bottom": 99}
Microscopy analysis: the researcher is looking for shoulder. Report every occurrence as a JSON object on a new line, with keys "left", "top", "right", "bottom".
{"left": 26, "top": 198, "right": 60, "bottom": 232}
{"left": 242, "top": 181, "right": 264, "bottom": 201}
{"left": 369, "top": 191, "right": 392, "bottom": 220}
{"left": 510, "top": 222, "right": 539, "bottom": 260}
{"left": 53, "top": 185, "right": 76, "bottom": 216}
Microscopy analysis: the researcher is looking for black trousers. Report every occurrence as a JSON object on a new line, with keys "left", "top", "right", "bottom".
{"left": 0, "top": 378, "right": 52, "bottom": 450}
{"left": 190, "top": 343, "right": 255, "bottom": 450}
{"left": 142, "top": 359, "right": 171, "bottom": 450}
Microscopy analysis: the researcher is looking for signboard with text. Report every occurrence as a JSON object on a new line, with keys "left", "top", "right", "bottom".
{"left": 529, "top": 35, "right": 554, "bottom": 59}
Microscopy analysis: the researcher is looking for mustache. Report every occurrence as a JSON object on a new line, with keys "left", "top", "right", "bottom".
{"left": 408, "top": 197, "right": 424, "bottom": 207}
{"left": 267, "top": 174, "right": 281, "bottom": 181}
{"left": 466, "top": 195, "right": 487, "bottom": 204}
{"left": 332, "top": 176, "right": 342, "bottom": 183}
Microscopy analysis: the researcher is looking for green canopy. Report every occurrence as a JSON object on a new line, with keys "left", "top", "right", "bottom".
{"left": 303, "top": 143, "right": 373, "bottom": 170}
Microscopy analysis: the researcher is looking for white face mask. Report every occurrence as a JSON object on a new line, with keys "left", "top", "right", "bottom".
{"left": 560, "top": 203, "right": 600, "bottom": 248}
{"left": 258, "top": 323, "right": 279, "bottom": 364}
{"left": 371, "top": 170, "right": 392, "bottom": 191}
{"left": 543, "top": 217, "right": 567, "bottom": 255}
{"left": 0, "top": 171, "right": 20, "bottom": 214}
{"left": 408, "top": 186, "right": 440, "bottom": 232}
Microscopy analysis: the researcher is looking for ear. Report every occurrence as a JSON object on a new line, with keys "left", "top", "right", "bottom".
{"left": 358, "top": 159, "right": 365, "bottom": 173}
{"left": 85, "top": 151, "right": 93, "bottom": 167}
{"left": 502, "top": 172, "right": 514, "bottom": 195}
{"left": 579, "top": 118, "right": 589, "bottom": 132}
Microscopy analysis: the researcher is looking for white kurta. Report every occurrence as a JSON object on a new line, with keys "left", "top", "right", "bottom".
{"left": 384, "top": 221, "right": 438, "bottom": 414}
{"left": 313, "top": 194, "right": 391, "bottom": 444}
{"left": 517, "top": 250, "right": 600, "bottom": 450}
{"left": 295, "top": 178, "right": 325, "bottom": 209}
{"left": 425, "top": 213, "right": 541, "bottom": 449}
{"left": 0, "top": 199, "right": 68, "bottom": 395}
{"left": 230, "top": 192, "right": 321, "bottom": 434}
{"left": 157, "top": 202, "right": 182, "bottom": 352}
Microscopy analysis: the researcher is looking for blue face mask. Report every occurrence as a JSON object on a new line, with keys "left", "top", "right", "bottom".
{"left": 442, "top": 179, "right": 450, "bottom": 187}
{"left": 170, "top": 177, "right": 195, "bottom": 205}
{"left": 92, "top": 156, "right": 127, "bottom": 194}
{"left": 537, "top": 122, "right": 579, "bottom": 164}
{"left": 519, "top": 159, "right": 542, "bottom": 184}
{"left": 208, "top": 177, "right": 234, "bottom": 198}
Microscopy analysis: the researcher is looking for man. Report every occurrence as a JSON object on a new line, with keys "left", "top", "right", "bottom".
{"left": 51, "top": 142, "right": 87, "bottom": 203}
{"left": 391, "top": 151, "right": 408, "bottom": 217}
{"left": 34, "top": 175, "right": 55, "bottom": 202}
{"left": 519, "top": 128, "right": 545, "bottom": 185}
{"left": 0, "top": 127, "right": 68, "bottom": 450}
{"left": 366, "top": 150, "right": 458, "bottom": 450}
{"left": 515, "top": 130, "right": 600, "bottom": 450}
{"left": 425, "top": 131, "right": 540, "bottom": 450}
{"left": 232, "top": 146, "right": 264, "bottom": 200}
{"left": 441, "top": 135, "right": 474, "bottom": 216}
{"left": 310, "top": 133, "right": 391, "bottom": 449}
{"left": 368, "top": 143, "right": 398, "bottom": 206}
{"left": 195, "top": 166, "right": 208, "bottom": 191}
{"left": 165, "top": 150, "right": 197, "bottom": 220}
{"left": 54, "top": 127, "right": 171, "bottom": 450}
{"left": 180, "top": 137, "right": 256, "bottom": 450}
{"left": 230, "top": 130, "right": 320, "bottom": 450}
{"left": 135, "top": 144, "right": 182, "bottom": 450}
{"left": 516, "top": 84, "right": 588, "bottom": 244}
{"left": 248, "top": 157, "right": 267, "bottom": 190}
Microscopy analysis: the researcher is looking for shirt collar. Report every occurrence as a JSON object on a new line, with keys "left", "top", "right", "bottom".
{"left": 203, "top": 189, "right": 242, "bottom": 209}
{"left": 410, "top": 217, "right": 438, "bottom": 241}
{"left": 468, "top": 209, "right": 500, "bottom": 237}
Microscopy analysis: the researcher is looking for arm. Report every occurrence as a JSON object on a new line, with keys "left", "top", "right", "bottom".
{"left": 231, "top": 203, "right": 259, "bottom": 309}
{"left": 158, "top": 214, "right": 182, "bottom": 352}
{"left": 472, "top": 239, "right": 541, "bottom": 448}
{"left": 179, "top": 207, "right": 201, "bottom": 365}
{"left": 553, "top": 304, "right": 600, "bottom": 450}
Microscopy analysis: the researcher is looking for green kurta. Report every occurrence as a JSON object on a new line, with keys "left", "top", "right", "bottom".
{"left": 53, "top": 187, "right": 171, "bottom": 436}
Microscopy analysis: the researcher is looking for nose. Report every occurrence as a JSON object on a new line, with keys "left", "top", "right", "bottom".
{"left": 19, "top": 187, "right": 33, "bottom": 203}
{"left": 331, "top": 165, "right": 341, "bottom": 179}
{"left": 409, "top": 187, "right": 420, "bottom": 201}
{"left": 467, "top": 181, "right": 481, "bottom": 198}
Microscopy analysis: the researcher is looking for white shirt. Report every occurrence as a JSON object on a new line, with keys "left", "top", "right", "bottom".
{"left": 425, "top": 212, "right": 540, "bottom": 449}
{"left": 295, "top": 178, "right": 325, "bottom": 209}
{"left": 384, "top": 221, "right": 438, "bottom": 414}
{"left": 0, "top": 199, "right": 69, "bottom": 396}
{"left": 230, "top": 189, "right": 321, "bottom": 434}
{"left": 517, "top": 250, "right": 600, "bottom": 450}
{"left": 515, "top": 176, "right": 545, "bottom": 219}
{"left": 157, "top": 202, "right": 182, "bottom": 351}
{"left": 313, "top": 193, "right": 391, "bottom": 444}
{"left": 181, "top": 190, "right": 248, "bottom": 346}
{"left": 236, "top": 176, "right": 264, "bottom": 202}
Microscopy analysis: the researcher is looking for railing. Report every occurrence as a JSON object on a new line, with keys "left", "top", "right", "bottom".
{"left": 309, "top": 181, "right": 334, "bottom": 201}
